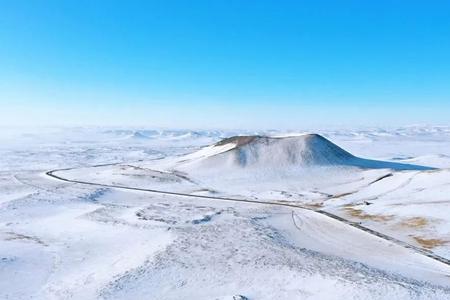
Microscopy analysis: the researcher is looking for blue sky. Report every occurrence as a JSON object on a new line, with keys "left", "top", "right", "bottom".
{"left": 1, "top": 0, "right": 449, "bottom": 129}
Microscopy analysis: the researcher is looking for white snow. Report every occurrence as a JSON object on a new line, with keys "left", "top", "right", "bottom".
{"left": 1, "top": 126, "right": 450, "bottom": 299}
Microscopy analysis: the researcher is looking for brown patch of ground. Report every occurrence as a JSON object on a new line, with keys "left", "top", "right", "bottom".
{"left": 305, "top": 202, "right": 324, "bottom": 209}
{"left": 412, "top": 236, "right": 448, "bottom": 249}
{"left": 343, "top": 206, "right": 393, "bottom": 222}
{"left": 273, "top": 200, "right": 321, "bottom": 208}
{"left": 215, "top": 136, "right": 260, "bottom": 147}
{"left": 399, "top": 217, "right": 429, "bottom": 228}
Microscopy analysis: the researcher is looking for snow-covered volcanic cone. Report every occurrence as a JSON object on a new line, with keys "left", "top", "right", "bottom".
{"left": 174, "top": 134, "right": 430, "bottom": 173}
{"left": 159, "top": 134, "right": 432, "bottom": 196}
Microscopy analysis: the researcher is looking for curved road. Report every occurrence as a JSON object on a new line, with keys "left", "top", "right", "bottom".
{"left": 45, "top": 165, "right": 450, "bottom": 268}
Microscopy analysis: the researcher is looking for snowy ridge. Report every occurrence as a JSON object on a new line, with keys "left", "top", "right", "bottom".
{"left": 125, "top": 131, "right": 151, "bottom": 140}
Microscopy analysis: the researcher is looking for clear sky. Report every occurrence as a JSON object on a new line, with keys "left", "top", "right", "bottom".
{"left": 1, "top": 0, "right": 449, "bottom": 129}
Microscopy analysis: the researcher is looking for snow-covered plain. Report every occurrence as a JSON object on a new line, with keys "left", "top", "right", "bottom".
{"left": 1, "top": 126, "right": 450, "bottom": 299}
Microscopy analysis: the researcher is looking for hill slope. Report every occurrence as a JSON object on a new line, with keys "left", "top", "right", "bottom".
{"left": 175, "top": 134, "right": 431, "bottom": 172}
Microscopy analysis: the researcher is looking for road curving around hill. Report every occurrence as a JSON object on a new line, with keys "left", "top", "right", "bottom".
{"left": 45, "top": 164, "right": 450, "bottom": 269}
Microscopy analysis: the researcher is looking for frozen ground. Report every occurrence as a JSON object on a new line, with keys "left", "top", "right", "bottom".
{"left": 1, "top": 126, "right": 450, "bottom": 299}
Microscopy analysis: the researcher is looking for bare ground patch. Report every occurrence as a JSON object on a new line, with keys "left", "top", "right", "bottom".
{"left": 412, "top": 236, "right": 448, "bottom": 249}
{"left": 343, "top": 206, "right": 393, "bottom": 222}
{"left": 274, "top": 199, "right": 323, "bottom": 209}
{"left": 399, "top": 217, "right": 429, "bottom": 228}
